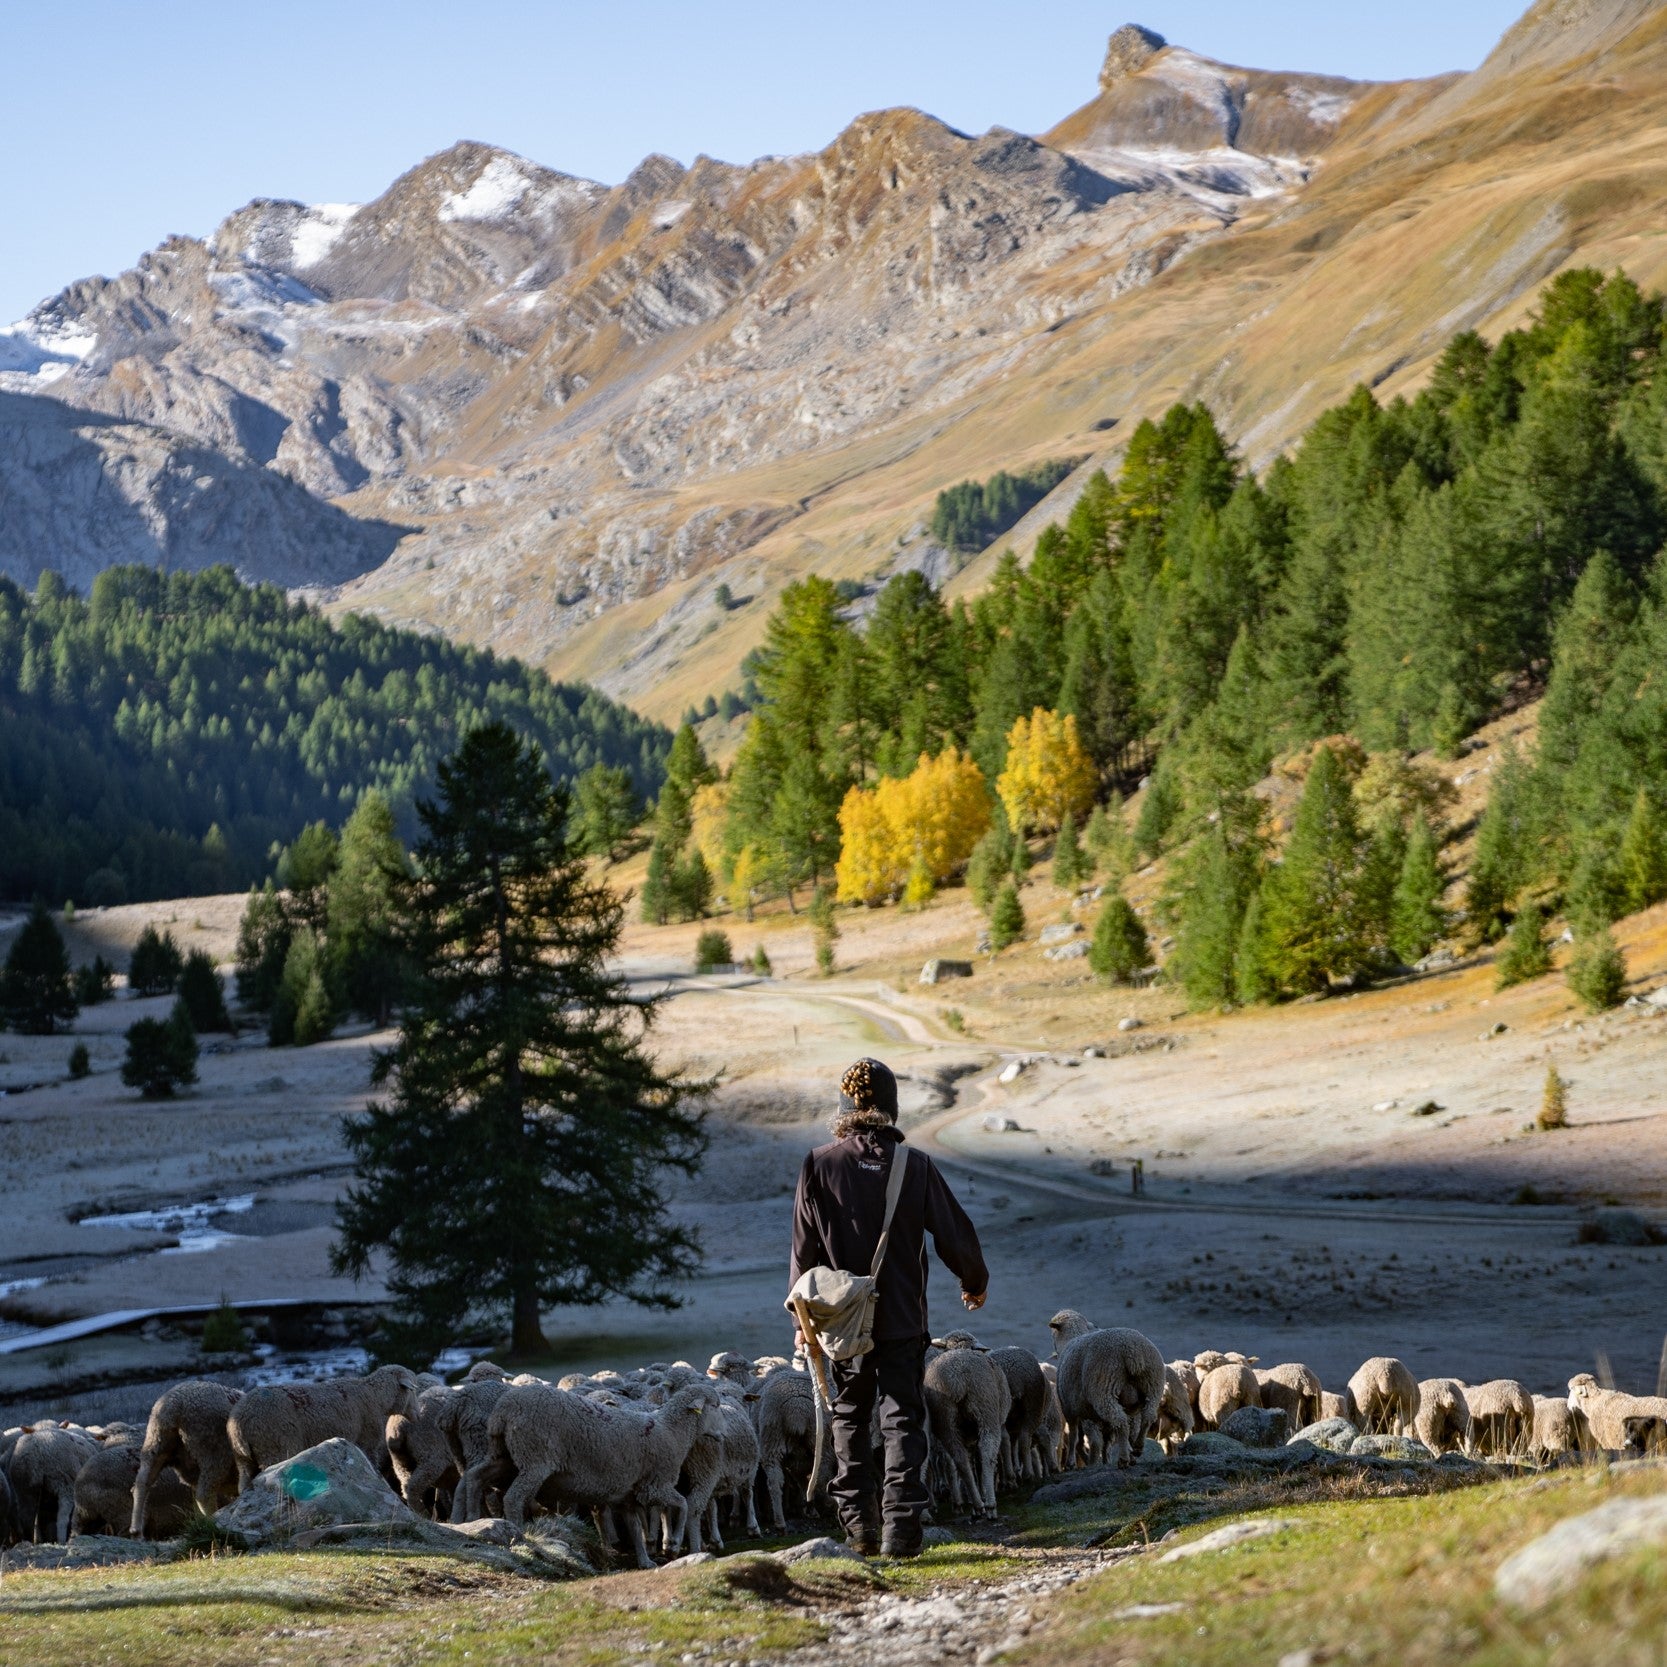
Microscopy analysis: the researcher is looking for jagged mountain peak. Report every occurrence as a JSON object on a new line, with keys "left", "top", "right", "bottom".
{"left": 1100, "top": 23, "right": 1168, "bottom": 88}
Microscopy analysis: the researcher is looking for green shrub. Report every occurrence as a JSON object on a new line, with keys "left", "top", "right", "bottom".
{"left": 177, "top": 949, "right": 233, "bottom": 1032}
{"left": 201, "top": 1296, "right": 248, "bottom": 1355}
{"left": 121, "top": 999, "right": 200, "bottom": 1098}
{"left": 1539, "top": 1064, "right": 1568, "bottom": 1131}
{"left": 1567, "top": 927, "right": 1627, "bottom": 1012}
{"left": 989, "top": 882, "right": 1026, "bottom": 951}
{"left": 1495, "top": 902, "right": 1552, "bottom": 989}
{"left": 73, "top": 956, "right": 116, "bottom": 1006}
{"left": 750, "top": 944, "right": 772, "bottom": 976}
{"left": 129, "top": 925, "right": 184, "bottom": 996}
{"left": 67, "top": 1041, "right": 90, "bottom": 1079}
{"left": 1089, "top": 896, "right": 1151, "bottom": 985}
{"left": 694, "top": 929, "right": 734, "bottom": 972}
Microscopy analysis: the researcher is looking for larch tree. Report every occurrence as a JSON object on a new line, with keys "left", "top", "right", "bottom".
{"left": 333, "top": 723, "right": 707, "bottom": 1358}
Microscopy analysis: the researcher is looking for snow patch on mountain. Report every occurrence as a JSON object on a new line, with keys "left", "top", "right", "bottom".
{"left": 290, "top": 202, "right": 359, "bottom": 268}
{"left": 0, "top": 311, "right": 96, "bottom": 387}
{"left": 1286, "top": 86, "right": 1354, "bottom": 126}
{"left": 439, "top": 155, "right": 540, "bottom": 222}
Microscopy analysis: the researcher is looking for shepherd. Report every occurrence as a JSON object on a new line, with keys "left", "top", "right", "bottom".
{"left": 787, "top": 1056, "right": 988, "bottom": 1558}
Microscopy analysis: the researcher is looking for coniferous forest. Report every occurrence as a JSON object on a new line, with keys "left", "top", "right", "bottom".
{"left": 647, "top": 269, "right": 1667, "bottom": 1009}
{"left": 0, "top": 565, "right": 671, "bottom": 905}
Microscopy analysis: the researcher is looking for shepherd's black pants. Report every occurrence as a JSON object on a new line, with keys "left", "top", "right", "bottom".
{"left": 828, "top": 1333, "right": 930, "bottom": 1531}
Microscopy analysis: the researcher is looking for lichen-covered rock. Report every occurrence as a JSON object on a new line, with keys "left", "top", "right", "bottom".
{"left": 214, "top": 1437, "right": 416, "bottom": 1547}
{"left": 1496, "top": 1495, "right": 1667, "bottom": 1609}
{"left": 772, "top": 1535, "right": 862, "bottom": 1565}
{"left": 1219, "top": 1406, "right": 1290, "bottom": 1449}
{"left": 1349, "top": 1434, "right": 1432, "bottom": 1462}
{"left": 1291, "top": 1418, "right": 1359, "bottom": 1453}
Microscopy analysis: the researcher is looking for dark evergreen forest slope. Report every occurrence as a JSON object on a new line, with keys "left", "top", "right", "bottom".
{"left": 0, "top": 567, "right": 671, "bottom": 905}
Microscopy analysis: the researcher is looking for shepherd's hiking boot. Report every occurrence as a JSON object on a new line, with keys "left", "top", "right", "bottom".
{"left": 881, "top": 1520, "right": 923, "bottom": 1559}
{"left": 843, "top": 1511, "right": 881, "bottom": 1557}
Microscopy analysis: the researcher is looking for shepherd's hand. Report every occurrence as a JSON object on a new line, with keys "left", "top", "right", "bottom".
{"left": 794, "top": 1328, "right": 806, "bottom": 1350}
{"left": 962, "top": 1289, "right": 987, "bottom": 1311}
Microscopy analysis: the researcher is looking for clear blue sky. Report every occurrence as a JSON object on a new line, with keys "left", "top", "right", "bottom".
{"left": 1, "top": 0, "right": 1528, "bottom": 323}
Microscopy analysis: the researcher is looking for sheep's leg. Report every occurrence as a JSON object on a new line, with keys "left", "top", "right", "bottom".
{"left": 502, "top": 1463, "right": 549, "bottom": 1531}
{"left": 978, "top": 1432, "right": 1001, "bottom": 1514}
{"left": 626, "top": 1508, "right": 655, "bottom": 1571}
{"left": 706, "top": 1498, "right": 723, "bottom": 1552}
{"left": 763, "top": 1460, "right": 786, "bottom": 1533}
{"left": 55, "top": 1490, "right": 74, "bottom": 1545}
{"left": 130, "top": 1444, "right": 170, "bottom": 1537}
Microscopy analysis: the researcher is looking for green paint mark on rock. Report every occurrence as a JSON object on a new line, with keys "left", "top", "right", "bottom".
{"left": 284, "top": 1464, "right": 332, "bottom": 1501}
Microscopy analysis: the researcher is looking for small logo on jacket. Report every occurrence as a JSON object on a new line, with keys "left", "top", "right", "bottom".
{"left": 858, "top": 1160, "right": 883, "bottom": 1172}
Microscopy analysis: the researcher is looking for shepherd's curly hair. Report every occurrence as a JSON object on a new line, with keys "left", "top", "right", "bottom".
{"left": 841, "top": 1059, "right": 879, "bottom": 1108}
{"left": 832, "top": 1057, "right": 900, "bottom": 1140}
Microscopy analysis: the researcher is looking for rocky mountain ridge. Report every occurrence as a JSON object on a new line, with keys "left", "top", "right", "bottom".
{"left": 4, "top": 3, "right": 1666, "bottom": 717}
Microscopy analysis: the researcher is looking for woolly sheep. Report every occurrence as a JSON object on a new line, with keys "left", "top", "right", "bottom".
{"left": 440, "top": 1372, "right": 516, "bottom": 1521}
{"left": 130, "top": 1379, "right": 243, "bottom": 1535}
{"left": 1192, "top": 1349, "right": 1256, "bottom": 1375}
{"left": 480, "top": 1379, "right": 723, "bottom": 1565}
{"left": 755, "top": 1367, "right": 826, "bottom": 1532}
{"left": 925, "top": 1340, "right": 1011, "bottom": 1514}
{"left": 1320, "top": 1390, "right": 1354, "bottom": 1423}
{"left": 1567, "top": 1374, "right": 1667, "bottom": 1456}
{"left": 1167, "top": 1359, "right": 1203, "bottom": 1418}
{"left": 680, "top": 1386, "right": 761, "bottom": 1552}
{"left": 387, "top": 1385, "right": 459, "bottom": 1519}
{"left": 10, "top": 1425, "right": 100, "bottom": 1543}
{"left": 1155, "top": 1365, "right": 1195, "bottom": 1453}
{"left": 1051, "top": 1315, "right": 1165, "bottom": 1469}
{"left": 227, "top": 1365, "right": 419, "bottom": 1491}
{"left": 1530, "top": 1394, "right": 1587, "bottom": 1465}
{"left": 1198, "top": 1363, "right": 1262, "bottom": 1430}
{"left": 706, "top": 1351, "right": 754, "bottom": 1386}
{"left": 1413, "top": 1379, "right": 1471, "bottom": 1455}
{"left": 1036, "top": 1362, "right": 1066, "bottom": 1474}
{"left": 987, "top": 1346, "right": 1047, "bottom": 1486}
{"left": 1346, "top": 1358, "right": 1418, "bottom": 1436}
{"left": 1256, "top": 1364, "right": 1321, "bottom": 1430}
{"left": 1464, "top": 1379, "right": 1534, "bottom": 1458}
{"left": 75, "top": 1443, "right": 192, "bottom": 1538}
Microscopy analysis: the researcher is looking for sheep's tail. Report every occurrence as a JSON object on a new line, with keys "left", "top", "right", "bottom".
{"left": 790, "top": 1298, "right": 834, "bottom": 1506}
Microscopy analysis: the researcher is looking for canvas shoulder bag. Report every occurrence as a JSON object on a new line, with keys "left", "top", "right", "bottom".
{"left": 785, "top": 1143, "right": 912, "bottom": 1364}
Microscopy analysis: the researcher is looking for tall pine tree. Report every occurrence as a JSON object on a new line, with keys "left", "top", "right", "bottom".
{"left": 334, "top": 724, "right": 707, "bottom": 1357}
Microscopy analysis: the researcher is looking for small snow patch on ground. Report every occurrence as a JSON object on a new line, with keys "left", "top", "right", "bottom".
{"left": 1286, "top": 86, "right": 1354, "bottom": 127}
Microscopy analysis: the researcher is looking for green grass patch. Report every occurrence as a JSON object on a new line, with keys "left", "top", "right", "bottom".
{"left": 1010, "top": 1466, "right": 1667, "bottom": 1667}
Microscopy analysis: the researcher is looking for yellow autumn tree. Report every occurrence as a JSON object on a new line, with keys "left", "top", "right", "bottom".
{"left": 835, "top": 749, "right": 991, "bottom": 905}
{"left": 996, "top": 708, "right": 1097, "bottom": 834}
{"left": 689, "top": 781, "right": 730, "bottom": 877}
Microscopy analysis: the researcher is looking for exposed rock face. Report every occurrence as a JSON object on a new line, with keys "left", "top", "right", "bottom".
{"left": 4, "top": 3, "right": 1665, "bottom": 715}
{"left": 1100, "top": 24, "right": 1167, "bottom": 88}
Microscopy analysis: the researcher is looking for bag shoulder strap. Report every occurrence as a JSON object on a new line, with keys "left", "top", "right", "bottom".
{"left": 868, "top": 1144, "right": 913, "bottom": 1280}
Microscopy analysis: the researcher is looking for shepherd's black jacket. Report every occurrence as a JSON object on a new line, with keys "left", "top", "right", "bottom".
{"left": 789, "top": 1124, "right": 988, "bottom": 1343}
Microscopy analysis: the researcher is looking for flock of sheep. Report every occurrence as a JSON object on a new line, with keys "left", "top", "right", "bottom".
{"left": 2, "top": 1312, "right": 1661, "bottom": 1569}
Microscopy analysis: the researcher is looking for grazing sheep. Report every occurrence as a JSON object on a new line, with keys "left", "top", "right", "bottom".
{"left": 987, "top": 1347, "right": 1048, "bottom": 1486}
{"left": 683, "top": 1388, "right": 761, "bottom": 1551}
{"left": 10, "top": 1426, "right": 100, "bottom": 1543}
{"left": 925, "top": 1340, "right": 1011, "bottom": 1514}
{"left": 75, "top": 1444, "right": 192, "bottom": 1538}
{"left": 1413, "top": 1379, "right": 1471, "bottom": 1455}
{"left": 1050, "top": 1315, "right": 1165, "bottom": 1469}
{"left": 130, "top": 1380, "right": 243, "bottom": 1535}
{"left": 1256, "top": 1364, "right": 1322, "bottom": 1430}
{"left": 1197, "top": 1363, "right": 1262, "bottom": 1431}
{"left": 1346, "top": 1358, "right": 1419, "bottom": 1436}
{"left": 1192, "top": 1350, "right": 1256, "bottom": 1375}
{"left": 1036, "top": 1362, "right": 1066, "bottom": 1475}
{"left": 1154, "top": 1365, "right": 1195, "bottom": 1453}
{"left": 387, "top": 1385, "right": 460, "bottom": 1519}
{"left": 227, "top": 1366, "right": 419, "bottom": 1491}
{"left": 1567, "top": 1375, "right": 1667, "bottom": 1456}
{"left": 1320, "top": 1390, "right": 1354, "bottom": 1423}
{"left": 755, "top": 1368, "right": 826, "bottom": 1533}
{"left": 1530, "top": 1395, "right": 1587, "bottom": 1465}
{"left": 1464, "top": 1379, "right": 1534, "bottom": 1458}
{"left": 439, "top": 1370, "right": 515, "bottom": 1522}
{"left": 1167, "top": 1359, "right": 1203, "bottom": 1419}
{"left": 480, "top": 1380, "right": 724, "bottom": 1566}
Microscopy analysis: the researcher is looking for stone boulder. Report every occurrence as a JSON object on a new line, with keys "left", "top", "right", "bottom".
{"left": 1349, "top": 1434, "right": 1432, "bottom": 1462}
{"left": 1496, "top": 1495, "right": 1667, "bottom": 1609}
{"left": 1290, "top": 1418, "right": 1359, "bottom": 1454}
{"left": 920, "top": 959, "right": 973, "bottom": 985}
{"left": 1039, "top": 923, "right": 1082, "bottom": 946}
{"left": 215, "top": 1438, "right": 417, "bottom": 1547}
{"left": 1219, "top": 1406, "right": 1290, "bottom": 1449}
{"left": 773, "top": 1535, "right": 862, "bottom": 1565}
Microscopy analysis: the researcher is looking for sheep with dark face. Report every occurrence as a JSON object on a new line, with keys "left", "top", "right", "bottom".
{"left": 476, "top": 1379, "right": 724, "bottom": 1566}
{"left": 1567, "top": 1375, "right": 1667, "bottom": 1456}
{"left": 130, "top": 1380, "right": 243, "bottom": 1534}
{"left": 925, "top": 1333, "right": 1011, "bottom": 1514}
{"left": 1047, "top": 1311, "right": 1165, "bottom": 1469}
